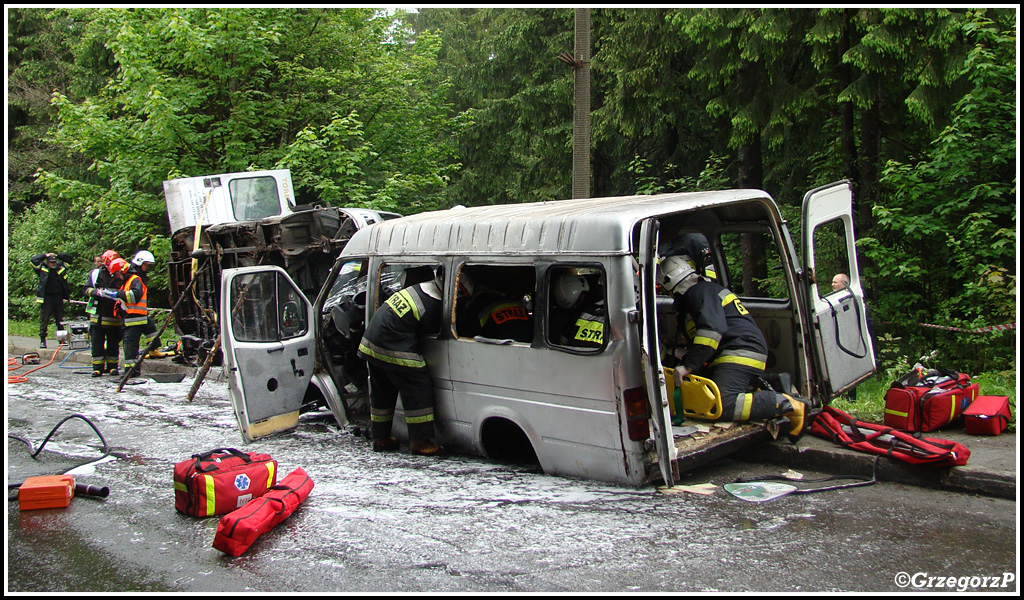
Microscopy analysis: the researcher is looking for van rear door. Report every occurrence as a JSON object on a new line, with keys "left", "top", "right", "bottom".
{"left": 220, "top": 266, "right": 315, "bottom": 442}
{"left": 639, "top": 219, "right": 677, "bottom": 487}
{"left": 801, "top": 181, "right": 876, "bottom": 397}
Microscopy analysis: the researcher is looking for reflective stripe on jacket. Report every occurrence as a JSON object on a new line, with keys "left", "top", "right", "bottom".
{"left": 674, "top": 279, "right": 768, "bottom": 373}
{"left": 357, "top": 283, "right": 442, "bottom": 370}
{"left": 121, "top": 272, "right": 149, "bottom": 327}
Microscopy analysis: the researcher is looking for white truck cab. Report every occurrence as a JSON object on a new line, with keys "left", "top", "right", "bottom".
{"left": 220, "top": 181, "right": 874, "bottom": 486}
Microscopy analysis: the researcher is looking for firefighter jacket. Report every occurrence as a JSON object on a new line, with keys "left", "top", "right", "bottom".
{"left": 30, "top": 253, "right": 73, "bottom": 301}
{"left": 468, "top": 292, "right": 532, "bottom": 342}
{"left": 671, "top": 279, "right": 768, "bottom": 373}
{"left": 118, "top": 267, "right": 150, "bottom": 327}
{"left": 82, "top": 268, "right": 122, "bottom": 326}
{"left": 559, "top": 300, "right": 606, "bottom": 349}
{"left": 357, "top": 283, "right": 442, "bottom": 370}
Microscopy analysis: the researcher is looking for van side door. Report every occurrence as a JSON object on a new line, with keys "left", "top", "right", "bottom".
{"left": 639, "top": 219, "right": 677, "bottom": 487}
{"left": 220, "top": 266, "right": 315, "bottom": 442}
{"left": 801, "top": 180, "right": 876, "bottom": 397}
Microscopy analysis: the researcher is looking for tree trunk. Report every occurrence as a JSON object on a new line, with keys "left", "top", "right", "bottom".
{"left": 838, "top": 10, "right": 858, "bottom": 188}
{"left": 737, "top": 136, "right": 766, "bottom": 296}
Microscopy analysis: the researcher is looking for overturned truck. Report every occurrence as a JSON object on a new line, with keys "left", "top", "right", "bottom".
{"left": 164, "top": 169, "right": 399, "bottom": 365}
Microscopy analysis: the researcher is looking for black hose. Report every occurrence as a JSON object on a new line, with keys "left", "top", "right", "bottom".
{"left": 7, "top": 413, "right": 111, "bottom": 495}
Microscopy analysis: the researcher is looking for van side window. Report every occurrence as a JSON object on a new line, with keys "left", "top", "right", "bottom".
{"left": 378, "top": 262, "right": 441, "bottom": 336}
{"left": 547, "top": 266, "right": 607, "bottom": 352}
{"left": 455, "top": 264, "right": 535, "bottom": 343}
{"left": 720, "top": 231, "right": 787, "bottom": 300}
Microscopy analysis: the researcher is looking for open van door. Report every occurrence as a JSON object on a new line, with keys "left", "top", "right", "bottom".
{"left": 801, "top": 181, "right": 876, "bottom": 397}
{"left": 639, "top": 219, "right": 677, "bottom": 487}
{"left": 221, "top": 266, "right": 315, "bottom": 442}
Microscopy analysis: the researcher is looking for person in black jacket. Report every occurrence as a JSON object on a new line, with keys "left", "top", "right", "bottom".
{"left": 30, "top": 252, "right": 74, "bottom": 348}
{"left": 83, "top": 252, "right": 125, "bottom": 376}
{"left": 658, "top": 254, "right": 812, "bottom": 442}
{"left": 356, "top": 267, "right": 472, "bottom": 456}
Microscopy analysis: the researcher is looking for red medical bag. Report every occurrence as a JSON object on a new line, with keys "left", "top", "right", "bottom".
{"left": 962, "top": 396, "right": 1012, "bottom": 436}
{"left": 174, "top": 448, "right": 277, "bottom": 517}
{"left": 883, "top": 370, "right": 978, "bottom": 432}
{"left": 213, "top": 467, "right": 314, "bottom": 556}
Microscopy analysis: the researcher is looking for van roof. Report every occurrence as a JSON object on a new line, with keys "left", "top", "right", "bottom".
{"left": 342, "top": 189, "right": 776, "bottom": 257}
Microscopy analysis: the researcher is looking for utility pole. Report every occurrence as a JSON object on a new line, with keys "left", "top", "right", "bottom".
{"left": 558, "top": 8, "right": 591, "bottom": 199}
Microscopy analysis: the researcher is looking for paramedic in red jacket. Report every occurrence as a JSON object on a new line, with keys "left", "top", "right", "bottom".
{"left": 658, "top": 254, "right": 812, "bottom": 441}
{"left": 357, "top": 266, "right": 473, "bottom": 456}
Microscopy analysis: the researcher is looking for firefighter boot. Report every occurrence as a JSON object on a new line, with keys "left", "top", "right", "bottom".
{"left": 372, "top": 437, "right": 399, "bottom": 452}
{"left": 40, "top": 337, "right": 47, "bottom": 349}
{"left": 410, "top": 439, "right": 444, "bottom": 456}
{"left": 780, "top": 395, "right": 811, "bottom": 443}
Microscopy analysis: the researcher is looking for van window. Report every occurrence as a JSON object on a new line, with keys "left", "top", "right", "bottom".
{"left": 547, "top": 265, "right": 607, "bottom": 352}
{"left": 455, "top": 264, "right": 536, "bottom": 343}
{"left": 720, "top": 231, "right": 788, "bottom": 300}
{"left": 323, "top": 260, "right": 368, "bottom": 315}
{"left": 811, "top": 218, "right": 853, "bottom": 297}
{"left": 229, "top": 270, "right": 307, "bottom": 342}
{"left": 378, "top": 262, "right": 441, "bottom": 335}
{"left": 229, "top": 176, "right": 281, "bottom": 221}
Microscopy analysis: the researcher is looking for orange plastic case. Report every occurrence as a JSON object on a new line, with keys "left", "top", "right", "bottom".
{"left": 19, "top": 475, "right": 75, "bottom": 510}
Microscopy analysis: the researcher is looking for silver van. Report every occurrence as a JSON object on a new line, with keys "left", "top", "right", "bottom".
{"left": 219, "top": 180, "right": 874, "bottom": 486}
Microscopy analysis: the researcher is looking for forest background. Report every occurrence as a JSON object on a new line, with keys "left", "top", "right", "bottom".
{"left": 6, "top": 7, "right": 1017, "bottom": 392}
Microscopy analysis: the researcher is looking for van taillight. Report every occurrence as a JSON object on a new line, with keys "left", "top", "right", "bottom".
{"left": 625, "top": 387, "right": 650, "bottom": 441}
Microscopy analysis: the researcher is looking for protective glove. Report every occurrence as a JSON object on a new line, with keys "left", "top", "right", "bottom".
{"left": 96, "top": 289, "right": 120, "bottom": 301}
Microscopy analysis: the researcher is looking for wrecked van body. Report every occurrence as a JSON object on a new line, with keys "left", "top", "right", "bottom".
{"left": 220, "top": 181, "right": 875, "bottom": 486}
{"left": 163, "top": 169, "right": 399, "bottom": 364}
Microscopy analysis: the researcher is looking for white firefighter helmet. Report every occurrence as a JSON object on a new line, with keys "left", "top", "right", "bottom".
{"left": 132, "top": 250, "right": 156, "bottom": 266}
{"left": 554, "top": 272, "right": 589, "bottom": 309}
{"left": 658, "top": 254, "right": 698, "bottom": 294}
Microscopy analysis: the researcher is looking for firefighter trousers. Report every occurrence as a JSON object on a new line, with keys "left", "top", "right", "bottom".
{"left": 366, "top": 360, "right": 436, "bottom": 442}
{"left": 706, "top": 362, "right": 791, "bottom": 422}
{"left": 39, "top": 295, "right": 65, "bottom": 340}
{"left": 122, "top": 319, "right": 158, "bottom": 370}
{"left": 90, "top": 323, "right": 123, "bottom": 372}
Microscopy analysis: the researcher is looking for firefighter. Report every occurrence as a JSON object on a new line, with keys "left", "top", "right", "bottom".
{"left": 464, "top": 290, "right": 533, "bottom": 342}
{"left": 357, "top": 266, "right": 473, "bottom": 456}
{"left": 550, "top": 271, "right": 605, "bottom": 350}
{"left": 117, "top": 250, "right": 161, "bottom": 378}
{"left": 30, "top": 251, "right": 74, "bottom": 348}
{"left": 83, "top": 251, "right": 125, "bottom": 376}
{"left": 661, "top": 232, "right": 717, "bottom": 281}
{"left": 657, "top": 254, "right": 812, "bottom": 442}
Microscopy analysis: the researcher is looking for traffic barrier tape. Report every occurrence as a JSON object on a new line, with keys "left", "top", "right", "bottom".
{"left": 920, "top": 322, "right": 1016, "bottom": 334}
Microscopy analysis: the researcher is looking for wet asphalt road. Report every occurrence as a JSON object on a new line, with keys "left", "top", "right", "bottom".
{"left": 6, "top": 365, "right": 1019, "bottom": 593}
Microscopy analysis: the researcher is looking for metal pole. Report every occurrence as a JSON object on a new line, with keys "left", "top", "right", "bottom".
{"left": 572, "top": 8, "right": 591, "bottom": 199}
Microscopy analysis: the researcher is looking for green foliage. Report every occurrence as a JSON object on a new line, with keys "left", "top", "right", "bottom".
{"left": 6, "top": 202, "right": 96, "bottom": 321}
{"left": 868, "top": 11, "right": 1016, "bottom": 373}
{"left": 10, "top": 7, "right": 465, "bottom": 317}
{"left": 627, "top": 152, "right": 730, "bottom": 195}
{"left": 413, "top": 8, "right": 574, "bottom": 206}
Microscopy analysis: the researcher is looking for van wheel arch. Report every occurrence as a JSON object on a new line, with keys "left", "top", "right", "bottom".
{"left": 479, "top": 416, "right": 541, "bottom": 466}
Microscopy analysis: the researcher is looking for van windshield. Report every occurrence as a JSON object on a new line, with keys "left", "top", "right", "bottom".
{"left": 229, "top": 176, "right": 281, "bottom": 221}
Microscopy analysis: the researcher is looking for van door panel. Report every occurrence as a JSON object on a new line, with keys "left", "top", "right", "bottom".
{"left": 639, "top": 219, "right": 676, "bottom": 487}
{"left": 801, "top": 181, "right": 876, "bottom": 397}
{"left": 221, "top": 266, "right": 315, "bottom": 442}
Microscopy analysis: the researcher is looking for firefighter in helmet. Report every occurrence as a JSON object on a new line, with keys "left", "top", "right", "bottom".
{"left": 657, "top": 254, "right": 813, "bottom": 442}
{"left": 357, "top": 265, "right": 473, "bottom": 456}
{"left": 117, "top": 250, "right": 161, "bottom": 377}
{"left": 83, "top": 250, "right": 124, "bottom": 376}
